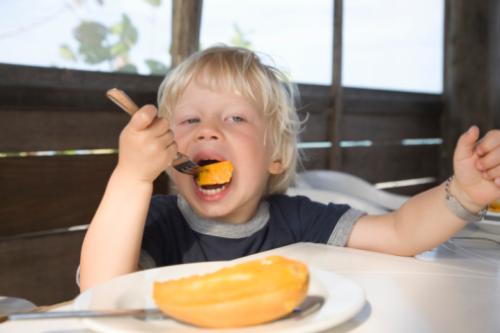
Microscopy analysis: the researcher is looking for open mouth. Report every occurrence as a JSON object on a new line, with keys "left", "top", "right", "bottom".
{"left": 194, "top": 159, "right": 233, "bottom": 195}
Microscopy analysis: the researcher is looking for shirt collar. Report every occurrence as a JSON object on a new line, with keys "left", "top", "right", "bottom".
{"left": 176, "top": 195, "right": 270, "bottom": 238}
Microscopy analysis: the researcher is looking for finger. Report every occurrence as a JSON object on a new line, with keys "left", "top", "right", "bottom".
{"left": 129, "top": 105, "right": 157, "bottom": 131}
{"left": 454, "top": 125, "right": 480, "bottom": 162}
{"left": 475, "top": 129, "right": 500, "bottom": 156}
{"left": 163, "top": 142, "right": 178, "bottom": 166}
{"left": 482, "top": 171, "right": 491, "bottom": 181}
{"left": 148, "top": 117, "right": 170, "bottom": 137}
{"left": 157, "top": 130, "right": 175, "bottom": 148}
{"left": 482, "top": 165, "right": 500, "bottom": 180}
{"left": 476, "top": 148, "right": 500, "bottom": 171}
{"left": 164, "top": 130, "right": 175, "bottom": 145}
{"left": 486, "top": 172, "right": 500, "bottom": 187}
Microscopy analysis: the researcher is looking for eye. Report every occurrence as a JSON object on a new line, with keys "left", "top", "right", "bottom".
{"left": 180, "top": 117, "right": 200, "bottom": 125}
{"left": 227, "top": 115, "right": 246, "bottom": 123}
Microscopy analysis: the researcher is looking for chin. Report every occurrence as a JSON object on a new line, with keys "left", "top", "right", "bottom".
{"left": 191, "top": 200, "right": 237, "bottom": 222}
{"left": 178, "top": 185, "right": 233, "bottom": 217}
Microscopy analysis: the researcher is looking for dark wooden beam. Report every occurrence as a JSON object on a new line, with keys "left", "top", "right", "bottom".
{"left": 443, "top": 0, "right": 500, "bottom": 177}
{"left": 328, "top": 0, "right": 344, "bottom": 170}
{"left": 0, "top": 64, "right": 161, "bottom": 112}
{"left": 490, "top": 1, "right": 500, "bottom": 129}
{"left": 171, "top": 0, "right": 203, "bottom": 67}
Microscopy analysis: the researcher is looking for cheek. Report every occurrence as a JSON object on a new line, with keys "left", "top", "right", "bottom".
{"left": 242, "top": 135, "right": 274, "bottom": 166}
{"left": 240, "top": 131, "right": 263, "bottom": 148}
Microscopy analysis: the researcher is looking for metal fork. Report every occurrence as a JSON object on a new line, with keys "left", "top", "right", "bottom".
{"left": 106, "top": 88, "right": 199, "bottom": 175}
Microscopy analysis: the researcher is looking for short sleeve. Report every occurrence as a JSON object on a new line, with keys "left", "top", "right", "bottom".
{"left": 269, "top": 194, "right": 365, "bottom": 246}
{"left": 327, "top": 208, "right": 366, "bottom": 246}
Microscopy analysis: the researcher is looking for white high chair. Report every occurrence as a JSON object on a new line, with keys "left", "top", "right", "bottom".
{"left": 293, "top": 170, "right": 409, "bottom": 212}
{"left": 286, "top": 187, "right": 387, "bottom": 215}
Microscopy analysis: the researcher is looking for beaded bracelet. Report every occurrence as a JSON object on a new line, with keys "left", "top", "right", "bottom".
{"left": 444, "top": 176, "right": 487, "bottom": 223}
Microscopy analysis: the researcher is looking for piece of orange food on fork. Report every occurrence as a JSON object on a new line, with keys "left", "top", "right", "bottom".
{"left": 152, "top": 255, "right": 309, "bottom": 328}
{"left": 195, "top": 160, "right": 234, "bottom": 186}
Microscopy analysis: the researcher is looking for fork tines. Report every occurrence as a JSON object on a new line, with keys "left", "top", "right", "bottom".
{"left": 173, "top": 154, "right": 200, "bottom": 175}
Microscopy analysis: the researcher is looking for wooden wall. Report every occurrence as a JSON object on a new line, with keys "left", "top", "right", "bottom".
{"left": 298, "top": 85, "right": 443, "bottom": 194}
{"left": 0, "top": 65, "right": 168, "bottom": 305}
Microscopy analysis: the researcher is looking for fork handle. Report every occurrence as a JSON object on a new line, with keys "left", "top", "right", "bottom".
{"left": 105, "top": 88, "right": 190, "bottom": 169}
{"left": 106, "top": 88, "right": 140, "bottom": 115}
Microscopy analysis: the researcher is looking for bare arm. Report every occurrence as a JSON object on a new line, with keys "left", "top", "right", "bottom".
{"left": 79, "top": 170, "right": 153, "bottom": 290}
{"left": 347, "top": 126, "right": 500, "bottom": 256}
{"left": 80, "top": 105, "right": 176, "bottom": 291}
{"left": 347, "top": 182, "right": 468, "bottom": 256}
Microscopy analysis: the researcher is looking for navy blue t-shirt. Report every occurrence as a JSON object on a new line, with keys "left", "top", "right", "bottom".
{"left": 141, "top": 194, "right": 363, "bottom": 267}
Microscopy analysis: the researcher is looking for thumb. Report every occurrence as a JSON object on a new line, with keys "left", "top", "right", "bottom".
{"left": 454, "top": 125, "right": 480, "bottom": 162}
{"left": 129, "top": 105, "right": 157, "bottom": 131}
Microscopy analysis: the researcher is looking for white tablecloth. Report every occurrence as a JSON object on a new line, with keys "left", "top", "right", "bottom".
{"left": 1, "top": 225, "right": 499, "bottom": 333}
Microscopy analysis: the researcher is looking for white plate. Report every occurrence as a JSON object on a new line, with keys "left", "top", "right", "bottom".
{"left": 74, "top": 260, "right": 365, "bottom": 333}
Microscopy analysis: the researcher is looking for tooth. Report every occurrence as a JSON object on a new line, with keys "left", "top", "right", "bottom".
{"left": 199, "top": 185, "right": 226, "bottom": 196}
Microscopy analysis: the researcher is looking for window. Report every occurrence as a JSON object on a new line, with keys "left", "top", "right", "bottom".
{"left": 343, "top": 0, "right": 445, "bottom": 93}
{"left": 1, "top": 1, "right": 445, "bottom": 91}
{"left": 202, "top": 0, "right": 444, "bottom": 92}
{"left": 0, "top": 0, "right": 172, "bottom": 75}
{"left": 201, "top": 0, "right": 333, "bottom": 85}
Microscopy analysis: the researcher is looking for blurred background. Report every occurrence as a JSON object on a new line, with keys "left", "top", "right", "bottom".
{"left": 0, "top": 0, "right": 443, "bottom": 90}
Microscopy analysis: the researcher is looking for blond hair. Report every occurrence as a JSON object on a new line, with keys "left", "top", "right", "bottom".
{"left": 157, "top": 45, "right": 302, "bottom": 194}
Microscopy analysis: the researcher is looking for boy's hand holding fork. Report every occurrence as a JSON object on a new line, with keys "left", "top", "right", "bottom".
{"left": 116, "top": 105, "right": 178, "bottom": 184}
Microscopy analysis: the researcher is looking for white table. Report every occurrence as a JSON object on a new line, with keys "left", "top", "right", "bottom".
{"left": 1, "top": 225, "right": 499, "bottom": 333}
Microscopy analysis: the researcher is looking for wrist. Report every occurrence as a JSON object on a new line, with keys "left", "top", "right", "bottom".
{"left": 444, "top": 176, "right": 487, "bottom": 223}
{"left": 112, "top": 166, "right": 155, "bottom": 188}
{"left": 448, "top": 176, "right": 483, "bottom": 213}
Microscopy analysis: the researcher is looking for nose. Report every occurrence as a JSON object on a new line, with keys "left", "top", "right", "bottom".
{"left": 196, "top": 121, "right": 221, "bottom": 141}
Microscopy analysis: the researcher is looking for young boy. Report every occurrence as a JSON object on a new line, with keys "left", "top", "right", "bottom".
{"left": 80, "top": 46, "right": 500, "bottom": 291}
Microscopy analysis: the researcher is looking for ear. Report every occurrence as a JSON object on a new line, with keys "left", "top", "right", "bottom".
{"left": 268, "top": 160, "right": 285, "bottom": 175}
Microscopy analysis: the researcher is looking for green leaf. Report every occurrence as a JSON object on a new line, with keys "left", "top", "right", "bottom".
{"left": 78, "top": 43, "right": 111, "bottom": 64}
{"left": 74, "top": 21, "right": 108, "bottom": 46}
{"left": 116, "top": 63, "right": 138, "bottom": 74}
{"left": 144, "top": 0, "right": 161, "bottom": 7}
{"left": 73, "top": 21, "right": 112, "bottom": 64}
{"left": 59, "top": 44, "right": 77, "bottom": 61}
{"left": 145, "top": 59, "right": 169, "bottom": 75}
{"left": 230, "top": 23, "right": 253, "bottom": 49}
{"left": 119, "top": 14, "right": 138, "bottom": 46}
{"left": 110, "top": 42, "right": 130, "bottom": 56}
{"left": 63, "top": 13, "right": 142, "bottom": 67}
{"left": 111, "top": 15, "right": 138, "bottom": 47}
{"left": 110, "top": 22, "right": 123, "bottom": 35}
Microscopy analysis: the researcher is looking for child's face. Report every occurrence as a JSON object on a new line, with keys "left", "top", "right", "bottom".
{"left": 170, "top": 79, "right": 283, "bottom": 224}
